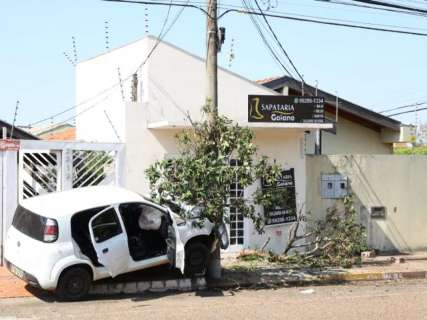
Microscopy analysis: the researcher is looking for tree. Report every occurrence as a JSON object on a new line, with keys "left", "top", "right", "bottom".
{"left": 145, "top": 104, "right": 288, "bottom": 271}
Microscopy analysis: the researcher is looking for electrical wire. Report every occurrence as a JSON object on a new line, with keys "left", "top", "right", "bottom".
{"left": 388, "top": 106, "right": 427, "bottom": 117}
{"left": 240, "top": 0, "right": 295, "bottom": 77}
{"left": 379, "top": 101, "right": 427, "bottom": 113}
{"left": 252, "top": 0, "right": 304, "bottom": 82}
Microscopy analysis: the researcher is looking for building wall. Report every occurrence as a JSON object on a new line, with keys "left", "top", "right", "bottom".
{"left": 306, "top": 154, "right": 427, "bottom": 252}
{"left": 126, "top": 102, "right": 308, "bottom": 254}
{"left": 146, "top": 37, "right": 278, "bottom": 125}
{"left": 75, "top": 38, "right": 149, "bottom": 143}
{"left": 305, "top": 113, "right": 393, "bottom": 155}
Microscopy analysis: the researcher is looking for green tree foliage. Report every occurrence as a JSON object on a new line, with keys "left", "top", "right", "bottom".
{"left": 145, "top": 105, "right": 288, "bottom": 232}
{"left": 394, "top": 146, "right": 427, "bottom": 155}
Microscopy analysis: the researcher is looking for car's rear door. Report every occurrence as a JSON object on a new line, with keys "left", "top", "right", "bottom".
{"left": 89, "top": 206, "right": 129, "bottom": 277}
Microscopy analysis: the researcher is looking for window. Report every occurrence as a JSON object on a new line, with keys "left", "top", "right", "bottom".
{"left": 229, "top": 159, "right": 244, "bottom": 246}
{"left": 91, "top": 208, "right": 122, "bottom": 243}
{"left": 12, "top": 206, "right": 56, "bottom": 242}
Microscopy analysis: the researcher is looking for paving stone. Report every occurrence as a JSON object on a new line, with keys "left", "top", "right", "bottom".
{"left": 137, "top": 281, "right": 151, "bottom": 293}
{"left": 178, "top": 278, "right": 192, "bottom": 291}
{"left": 165, "top": 279, "right": 179, "bottom": 290}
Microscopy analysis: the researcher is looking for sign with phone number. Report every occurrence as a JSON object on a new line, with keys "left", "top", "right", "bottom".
{"left": 262, "top": 168, "right": 297, "bottom": 226}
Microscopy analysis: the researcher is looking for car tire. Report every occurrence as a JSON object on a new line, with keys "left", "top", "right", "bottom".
{"left": 184, "top": 242, "right": 209, "bottom": 277}
{"left": 56, "top": 266, "right": 91, "bottom": 301}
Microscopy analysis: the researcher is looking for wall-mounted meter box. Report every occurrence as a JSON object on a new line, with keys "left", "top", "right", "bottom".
{"left": 371, "top": 206, "right": 387, "bottom": 219}
{"left": 321, "top": 174, "right": 348, "bottom": 199}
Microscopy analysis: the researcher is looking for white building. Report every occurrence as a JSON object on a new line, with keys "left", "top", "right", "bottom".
{"left": 75, "top": 36, "right": 403, "bottom": 253}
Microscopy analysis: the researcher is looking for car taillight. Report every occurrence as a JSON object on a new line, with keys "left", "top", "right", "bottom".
{"left": 43, "top": 218, "right": 58, "bottom": 243}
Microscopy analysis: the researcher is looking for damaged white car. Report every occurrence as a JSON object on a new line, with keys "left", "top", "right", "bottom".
{"left": 4, "top": 186, "right": 227, "bottom": 301}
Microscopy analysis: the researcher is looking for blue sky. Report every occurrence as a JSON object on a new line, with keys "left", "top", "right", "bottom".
{"left": 1, "top": 0, "right": 427, "bottom": 127}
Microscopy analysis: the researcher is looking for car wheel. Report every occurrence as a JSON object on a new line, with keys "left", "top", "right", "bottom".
{"left": 184, "top": 242, "right": 209, "bottom": 277}
{"left": 56, "top": 266, "right": 91, "bottom": 301}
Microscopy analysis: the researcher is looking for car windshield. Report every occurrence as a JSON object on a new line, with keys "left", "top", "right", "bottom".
{"left": 141, "top": 195, "right": 188, "bottom": 216}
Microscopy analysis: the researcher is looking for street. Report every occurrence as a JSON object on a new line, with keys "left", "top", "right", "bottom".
{"left": 1, "top": 280, "right": 427, "bottom": 320}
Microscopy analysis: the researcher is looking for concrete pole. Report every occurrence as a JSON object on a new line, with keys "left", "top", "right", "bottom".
{"left": 206, "top": 0, "right": 222, "bottom": 280}
{"left": 206, "top": 0, "right": 218, "bottom": 118}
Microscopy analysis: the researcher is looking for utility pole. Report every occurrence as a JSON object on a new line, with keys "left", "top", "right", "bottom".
{"left": 206, "top": 0, "right": 222, "bottom": 280}
{"left": 206, "top": 0, "right": 219, "bottom": 119}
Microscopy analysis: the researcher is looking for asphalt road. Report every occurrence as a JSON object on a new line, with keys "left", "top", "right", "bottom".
{"left": 1, "top": 280, "right": 427, "bottom": 320}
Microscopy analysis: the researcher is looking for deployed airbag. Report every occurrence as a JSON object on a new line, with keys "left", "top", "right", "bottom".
{"left": 138, "top": 207, "right": 162, "bottom": 230}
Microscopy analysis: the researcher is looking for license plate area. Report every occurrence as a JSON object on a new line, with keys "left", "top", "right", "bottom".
{"left": 10, "top": 264, "right": 25, "bottom": 280}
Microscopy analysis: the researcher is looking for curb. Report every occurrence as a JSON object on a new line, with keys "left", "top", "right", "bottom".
{"left": 87, "top": 270, "right": 427, "bottom": 297}
{"left": 207, "top": 270, "right": 427, "bottom": 290}
{"left": 89, "top": 277, "right": 207, "bottom": 296}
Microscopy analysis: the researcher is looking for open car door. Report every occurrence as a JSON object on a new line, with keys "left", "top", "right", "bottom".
{"left": 89, "top": 207, "right": 129, "bottom": 277}
{"left": 166, "top": 210, "right": 185, "bottom": 273}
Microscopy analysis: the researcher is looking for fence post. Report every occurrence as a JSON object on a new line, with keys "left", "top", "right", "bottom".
{"left": 1, "top": 151, "right": 18, "bottom": 265}
{"left": 61, "top": 148, "right": 73, "bottom": 191}
{"left": 115, "top": 145, "right": 126, "bottom": 187}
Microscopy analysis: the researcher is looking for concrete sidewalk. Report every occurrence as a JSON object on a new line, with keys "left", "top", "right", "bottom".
{"left": 2, "top": 253, "right": 427, "bottom": 299}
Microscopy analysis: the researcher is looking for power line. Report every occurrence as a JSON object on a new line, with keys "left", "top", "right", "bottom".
{"left": 240, "top": 0, "right": 295, "bottom": 77}
{"left": 388, "top": 106, "right": 427, "bottom": 117}
{"left": 253, "top": 0, "right": 304, "bottom": 82}
{"left": 379, "top": 101, "right": 427, "bottom": 113}
{"left": 349, "top": 0, "right": 427, "bottom": 15}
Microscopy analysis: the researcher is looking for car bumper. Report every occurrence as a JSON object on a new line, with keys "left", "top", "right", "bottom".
{"left": 5, "top": 259, "right": 41, "bottom": 288}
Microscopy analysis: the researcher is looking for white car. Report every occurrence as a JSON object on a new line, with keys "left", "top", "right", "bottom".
{"left": 4, "top": 186, "right": 226, "bottom": 301}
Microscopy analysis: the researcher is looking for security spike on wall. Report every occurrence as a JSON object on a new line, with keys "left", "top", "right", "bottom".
{"left": 63, "top": 51, "right": 75, "bottom": 67}
{"left": 71, "top": 36, "right": 78, "bottom": 63}
{"left": 228, "top": 38, "right": 235, "bottom": 69}
{"left": 144, "top": 5, "right": 149, "bottom": 35}
{"left": 105, "top": 20, "right": 110, "bottom": 50}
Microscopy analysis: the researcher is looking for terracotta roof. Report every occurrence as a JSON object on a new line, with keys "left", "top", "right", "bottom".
{"left": 44, "top": 127, "right": 76, "bottom": 141}
{"left": 255, "top": 76, "right": 281, "bottom": 84}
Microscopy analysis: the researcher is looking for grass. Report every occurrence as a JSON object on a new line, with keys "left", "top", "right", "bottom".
{"left": 394, "top": 146, "right": 427, "bottom": 155}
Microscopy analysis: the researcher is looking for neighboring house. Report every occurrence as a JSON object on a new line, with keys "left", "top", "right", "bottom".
{"left": 0, "top": 120, "right": 39, "bottom": 140}
{"left": 74, "top": 36, "right": 407, "bottom": 253}
{"left": 258, "top": 76, "right": 403, "bottom": 154}
{"left": 28, "top": 123, "right": 76, "bottom": 140}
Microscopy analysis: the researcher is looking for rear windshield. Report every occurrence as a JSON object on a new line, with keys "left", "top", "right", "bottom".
{"left": 12, "top": 205, "right": 49, "bottom": 242}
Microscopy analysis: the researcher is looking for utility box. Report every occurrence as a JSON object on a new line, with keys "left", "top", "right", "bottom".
{"left": 321, "top": 174, "right": 348, "bottom": 199}
{"left": 371, "top": 206, "right": 387, "bottom": 219}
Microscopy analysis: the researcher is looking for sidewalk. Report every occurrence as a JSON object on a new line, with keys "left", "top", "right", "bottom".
{"left": 1, "top": 253, "right": 427, "bottom": 299}
{"left": 213, "top": 252, "right": 427, "bottom": 289}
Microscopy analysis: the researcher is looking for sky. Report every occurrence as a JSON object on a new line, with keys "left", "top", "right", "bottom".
{"left": 1, "top": 0, "right": 427, "bottom": 128}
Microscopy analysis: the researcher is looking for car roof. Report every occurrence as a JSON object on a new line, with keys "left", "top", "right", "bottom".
{"left": 20, "top": 186, "right": 145, "bottom": 219}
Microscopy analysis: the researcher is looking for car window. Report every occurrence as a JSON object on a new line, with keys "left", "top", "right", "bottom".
{"left": 12, "top": 206, "right": 49, "bottom": 242}
{"left": 91, "top": 208, "right": 122, "bottom": 243}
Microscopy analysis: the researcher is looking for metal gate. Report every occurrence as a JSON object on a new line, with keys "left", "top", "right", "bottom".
{"left": 18, "top": 140, "right": 125, "bottom": 201}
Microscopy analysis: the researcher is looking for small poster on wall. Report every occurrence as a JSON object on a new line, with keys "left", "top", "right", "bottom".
{"left": 262, "top": 168, "right": 297, "bottom": 226}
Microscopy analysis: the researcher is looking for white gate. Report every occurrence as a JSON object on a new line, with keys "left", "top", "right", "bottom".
{"left": 18, "top": 140, "right": 125, "bottom": 201}
{"left": 0, "top": 140, "right": 125, "bottom": 264}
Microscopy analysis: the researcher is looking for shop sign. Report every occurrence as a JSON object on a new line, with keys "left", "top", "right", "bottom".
{"left": 262, "top": 168, "right": 297, "bottom": 226}
{"left": 248, "top": 95, "right": 324, "bottom": 123}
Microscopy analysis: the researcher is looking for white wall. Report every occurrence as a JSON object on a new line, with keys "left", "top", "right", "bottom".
{"left": 306, "top": 155, "right": 427, "bottom": 252}
{"left": 75, "top": 38, "right": 149, "bottom": 143}
{"left": 126, "top": 102, "right": 307, "bottom": 253}
{"left": 305, "top": 113, "right": 393, "bottom": 155}
{"left": 146, "top": 37, "right": 278, "bottom": 125}
{"left": 76, "top": 36, "right": 279, "bottom": 144}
